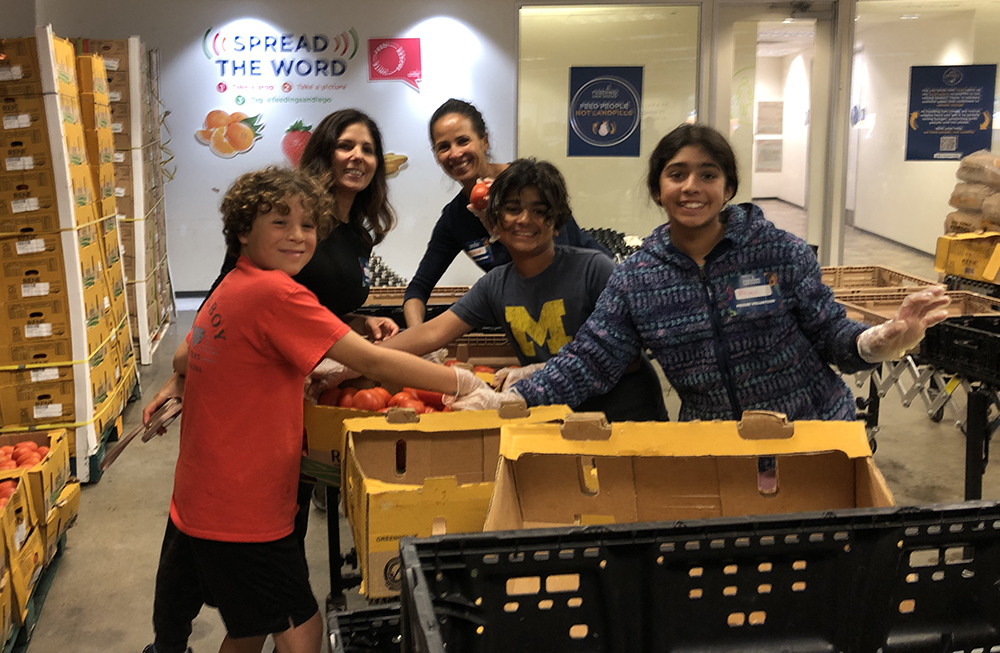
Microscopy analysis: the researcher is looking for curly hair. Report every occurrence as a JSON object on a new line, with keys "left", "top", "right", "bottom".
{"left": 299, "top": 109, "right": 396, "bottom": 245}
{"left": 647, "top": 123, "right": 739, "bottom": 202}
{"left": 220, "top": 167, "right": 336, "bottom": 257}
{"left": 484, "top": 159, "right": 571, "bottom": 232}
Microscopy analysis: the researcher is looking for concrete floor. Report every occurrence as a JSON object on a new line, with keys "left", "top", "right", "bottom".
{"left": 28, "top": 202, "right": 1000, "bottom": 652}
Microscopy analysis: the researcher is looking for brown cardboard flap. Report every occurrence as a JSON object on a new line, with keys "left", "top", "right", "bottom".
{"left": 385, "top": 407, "right": 419, "bottom": 424}
{"left": 560, "top": 413, "right": 611, "bottom": 441}
{"left": 498, "top": 400, "right": 529, "bottom": 420}
{"left": 737, "top": 411, "right": 794, "bottom": 440}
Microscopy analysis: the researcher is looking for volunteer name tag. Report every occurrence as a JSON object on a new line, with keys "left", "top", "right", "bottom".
{"left": 727, "top": 272, "right": 781, "bottom": 315}
{"left": 464, "top": 237, "right": 493, "bottom": 266}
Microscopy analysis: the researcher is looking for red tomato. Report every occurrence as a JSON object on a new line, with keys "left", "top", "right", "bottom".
{"left": 17, "top": 455, "right": 40, "bottom": 468}
{"left": 0, "top": 461, "right": 16, "bottom": 471}
{"left": 352, "top": 389, "right": 386, "bottom": 412}
{"left": 0, "top": 498, "right": 8, "bottom": 509}
{"left": 317, "top": 387, "right": 342, "bottom": 406}
{"left": 14, "top": 441, "right": 37, "bottom": 452}
{"left": 36, "top": 446, "right": 49, "bottom": 458}
{"left": 470, "top": 181, "right": 490, "bottom": 211}
{"left": 0, "top": 486, "right": 15, "bottom": 500}
{"left": 13, "top": 449, "right": 36, "bottom": 463}
{"left": 443, "top": 359, "right": 461, "bottom": 367}
{"left": 0, "top": 446, "right": 12, "bottom": 456}
{"left": 389, "top": 392, "right": 416, "bottom": 407}
{"left": 337, "top": 392, "right": 355, "bottom": 409}
{"left": 397, "top": 398, "right": 428, "bottom": 413}
{"left": 473, "top": 365, "right": 495, "bottom": 374}
{"left": 370, "top": 387, "right": 392, "bottom": 404}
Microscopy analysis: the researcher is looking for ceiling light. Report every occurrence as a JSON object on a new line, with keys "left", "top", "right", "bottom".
{"left": 900, "top": 14, "right": 920, "bottom": 19}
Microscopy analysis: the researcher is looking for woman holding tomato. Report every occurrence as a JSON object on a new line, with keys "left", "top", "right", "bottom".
{"left": 402, "top": 98, "right": 611, "bottom": 327}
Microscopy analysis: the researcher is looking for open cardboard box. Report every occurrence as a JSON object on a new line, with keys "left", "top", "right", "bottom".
{"left": 343, "top": 404, "right": 571, "bottom": 599}
{"left": 484, "top": 411, "right": 893, "bottom": 532}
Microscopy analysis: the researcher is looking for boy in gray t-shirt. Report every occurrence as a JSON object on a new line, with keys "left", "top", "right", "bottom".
{"left": 383, "top": 158, "right": 667, "bottom": 421}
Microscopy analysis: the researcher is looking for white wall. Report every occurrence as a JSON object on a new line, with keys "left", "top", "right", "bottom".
{"left": 26, "top": 0, "right": 521, "bottom": 292}
{"left": 852, "top": 11, "right": 980, "bottom": 254}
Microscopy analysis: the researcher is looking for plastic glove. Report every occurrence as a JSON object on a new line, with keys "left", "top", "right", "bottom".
{"left": 364, "top": 316, "right": 400, "bottom": 342}
{"left": 422, "top": 347, "right": 449, "bottom": 365}
{"left": 493, "top": 362, "right": 545, "bottom": 391}
{"left": 304, "top": 358, "right": 362, "bottom": 404}
{"left": 444, "top": 367, "right": 521, "bottom": 411}
{"left": 856, "top": 286, "right": 951, "bottom": 362}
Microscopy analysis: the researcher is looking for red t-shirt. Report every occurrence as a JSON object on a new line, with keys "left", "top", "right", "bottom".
{"left": 170, "top": 256, "right": 350, "bottom": 542}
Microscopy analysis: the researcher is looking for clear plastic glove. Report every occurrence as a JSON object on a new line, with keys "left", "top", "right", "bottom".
{"left": 364, "top": 316, "right": 400, "bottom": 342}
{"left": 856, "top": 286, "right": 951, "bottom": 362}
{"left": 493, "top": 362, "right": 545, "bottom": 391}
{"left": 422, "top": 347, "right": 449, "bottom": 365}
{"left": 304, "top": 358, "right": 362, "bottom": 404}
{"left": 444, "top": 367, "right": 520, "bottom": 411}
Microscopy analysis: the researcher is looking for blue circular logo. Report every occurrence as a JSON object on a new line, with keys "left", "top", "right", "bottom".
{"left": 570, "top": 76, "right": 641, "bottom": 148}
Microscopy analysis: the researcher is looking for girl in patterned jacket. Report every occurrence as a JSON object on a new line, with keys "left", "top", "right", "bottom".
{"left": 455, "top": 123, "right": 951, "bottom": 421}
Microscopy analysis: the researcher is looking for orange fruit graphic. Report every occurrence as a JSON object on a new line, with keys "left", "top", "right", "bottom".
{"left": 225, "top": 122, "right": 255, "bottom": 152}
{"left": 228, "top": 112, "right": 249, "bottom": 123}
{"left": 205, "top": 110, "right": 231, "bottom": 129}
{"left": 209, "top": 127, "right": 237, "bottom": 158}
{"left": 195, "top": 129, "right": 215, "bottom": 144}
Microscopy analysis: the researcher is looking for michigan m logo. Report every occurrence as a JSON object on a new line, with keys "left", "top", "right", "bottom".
{"left": 505, "top": 300, "right": 572, "bottom": 357}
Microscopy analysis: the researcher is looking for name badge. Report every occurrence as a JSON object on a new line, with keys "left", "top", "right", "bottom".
{"left": 464, "top": 237, "right": 494, "bottom": 266}
{"left": 726, "top": 272, "right": 781, "bottom": 315}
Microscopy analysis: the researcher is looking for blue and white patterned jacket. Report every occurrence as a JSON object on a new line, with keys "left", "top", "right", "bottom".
{"left": 514, "top": 203, "right": 874, "bottom": 421}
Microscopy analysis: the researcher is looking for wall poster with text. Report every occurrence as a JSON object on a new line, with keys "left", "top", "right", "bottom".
{"left": 906, "top": 64, "right": 996, "bottom": 161}
{"left": 568, "top": 66, "right": 643, "bottom": 157}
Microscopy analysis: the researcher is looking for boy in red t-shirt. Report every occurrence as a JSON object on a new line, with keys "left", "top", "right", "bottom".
{"left": 144, "top": 168, "right": 485, "bottom": 653}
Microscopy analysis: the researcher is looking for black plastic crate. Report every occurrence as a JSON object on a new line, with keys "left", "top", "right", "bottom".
{"left": 919, "top": 316, "right": 1000, "bottom": 386}
{"left": 400, "top": 503, "right": 1000, "bottom": 653}
{"left": 328, "top": 604, "right": 402, "bottom": 653}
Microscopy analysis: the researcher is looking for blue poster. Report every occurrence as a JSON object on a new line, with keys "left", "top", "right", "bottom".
{"left": 568, "top": 67, "right": 643, "bottom": 157}
{"left": 906, "top": 65, "right": 996, "bottom": 161}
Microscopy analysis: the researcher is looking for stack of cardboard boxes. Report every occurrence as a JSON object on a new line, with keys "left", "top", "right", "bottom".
{"left": 938, "top": 151, "right": 1000, "bottom": 290}
{"left": 78, "top": 38, "right": 173, "bottom": 364}
{"left": 0, "top": 429, "right": 80, "bottom": 638}
{"left": 0, "top": 30, "right": 138, "bottom": 480}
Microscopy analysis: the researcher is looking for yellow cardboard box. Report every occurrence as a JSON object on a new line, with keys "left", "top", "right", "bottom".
{"left": 9, "top": 526, "right": 42, "bottom": 624}
{"left": 0, "top": 125, "right": 50, "bottom": 173}
{"left": 69, "top": 163, "right": 95, "bottom": 207}
{"left": 0, "top": 431, "right": 70, "bottom": 521}
{"left": 0, "top": 294, "right": 71, "bottom": 345}
{"left": 935, "top": 231, "right": 1000, "bottom": 284}
{"left": 78, "top": 39, "right": 129, "bottom": 72}
{"left": 0, "top": 231, "right": 63, "bottom": 265}
{"left": 1, "top": 252, "right": 67, "bottom": 303}
{"left": 63, "top": 122, "right": 87, "bottom": 167}
{"left": 80, "top": 95, "right": 111, "bottom": 132}
{"left": 76, "top": 55, "right": 109, "bottom": 101}
{"left": 0, "top": 169, "right": 57, "bottom": 217}
{"left": 0, "top": 472, "right": 35, "bottom": 550}
{"left": 0, "top": 378, "right": 74, "bottom": 427}
{"left": 0, "top": 210, "right": 58, "bottom": 235}
{"left": 0, "top": 338, "right": 70, "bottom": 367}
{"left": 85, "top": 128, "right": 114, "bottom": 166}
{"left": 91, "top": 162, "right": 114, "bottom": 201}
{"left": 343, "top": 405, "right": 572, "bottom": 599}
{"left": 57, "top": 93, "right": 82, "bottom": 127}
{"left": 0, "top": 571, "right": 12, "bottom": 645}
{"left": 41, "top": 481, "right": 79, "bottom": 563}
{"left": 51, "top": 36, "right": 77, "bottom": 96}
{"left": 484, "top": 411, "right": 894, "bottom": 532}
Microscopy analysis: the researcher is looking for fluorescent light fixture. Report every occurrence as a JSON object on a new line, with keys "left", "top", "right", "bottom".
{"left": 900, "top": 14, "right": 920, "bottom": 20}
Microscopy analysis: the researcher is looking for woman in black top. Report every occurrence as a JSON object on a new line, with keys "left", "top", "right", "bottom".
{"left": 402, "top": 98, "right": 611, "bottom": 326}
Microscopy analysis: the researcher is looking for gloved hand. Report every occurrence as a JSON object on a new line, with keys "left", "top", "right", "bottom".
{"left": 304, "top": 358, "right": 362, "bottom": 404}
{"left": 444, "top": 367, "right": 522, "bottom": 411}
{"left": 856, "top": 286, "right": 951, "bottom": 362}
{"left": 493, "top": 362, "right": 545, "bottom": 391}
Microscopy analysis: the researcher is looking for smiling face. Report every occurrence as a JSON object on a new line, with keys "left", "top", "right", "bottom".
{"left": 238, "top": 194, "right": 317, "bottom": 276}
{"left": 331, "top": 122, "right": 377, "bottom": 196}
{"left": 494, "top": 186, "right": 557, "bottom": 259}
{"left": 431, "top": 113, "right": 491, "bottom": 190}
{"left": 657, "top": 145, "right": 733, "bottom": 234}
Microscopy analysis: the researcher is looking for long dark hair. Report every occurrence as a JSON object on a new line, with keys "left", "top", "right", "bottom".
{"left": 299, "top": 109, "right": 396, "bottom": 245}
{"left": 485, "top": 159, "right": 572, "bottom": 232}
{"left": 428, "top": 98, "right": 488, "bottom": 142}
{"left": 647, "top": 123, "right": 739, "bottom": 202}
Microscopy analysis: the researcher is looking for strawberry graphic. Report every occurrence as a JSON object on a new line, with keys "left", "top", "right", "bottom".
{"left": 282, "top": 120, "right": 313, "bottom": 167}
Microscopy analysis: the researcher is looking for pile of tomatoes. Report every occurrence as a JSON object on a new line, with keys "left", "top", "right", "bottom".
{"left": 0, "top": 480, "right": 17, "bottom": 509}
{"left": 318, "top": 385, "right": 450, "bottom": 414}
{"left": 0, "top": 440, "right": 49, "bottom": 472}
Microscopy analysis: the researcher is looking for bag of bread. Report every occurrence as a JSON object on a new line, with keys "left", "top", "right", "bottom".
{"left": 956, "top": 150, "right": 1000, "bottom": 189}
{"left": 949, "top": 182, "right": 996, "bottom": 211}
{"left": 983, "top": 194, "right": 1000, "bottom": 221}
{"left": 945, "top": 210, "right": 985, "bottom": 234}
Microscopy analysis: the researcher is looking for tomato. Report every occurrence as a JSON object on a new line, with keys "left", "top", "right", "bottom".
{"left": 36, "top": 446, "right": 49, "bottom": 458}
{"left": 17, "top": 455, "right": 40, "bottom": 468}
{"left": 14, "top": 441, "right": 37, "bottom": 452}
{"left": 389, "top": 391, "right": 416, "bottom": 407}
{"left": 0, "top": 461, "right": 16, "bottom": 471}
{"left": 0, "top": 446, "right": 12, "bottom": 456}
{"left": 337, "top": 392, "right": 355, "bottom": 409}
{"left": 473, "top": 365, "right": 495, "bottom": 374}
{"left": 469, "top": 181, "right": 490, "bottom": 211}
{"left": 13, "top": 449, "right": 36, "bottom": 463}
{"left": 443, "top": 359, "right": 461, "bottom": 367}
{"left": 352, "top": 389, "right": 386, "bottom": 412}
{"left": 396, "top": 398, "right": 427, "bottom": 413}
{"left": 370, "top": 387, "right": 392, "bottom": 404}
{"left": 317, "top": 387, "right": 342, "bottom": 407}
{"left": 0, "top": 486, "right": 15, "bottom": 500}
{"left": 404, "top": 388, "right": 445, "bottom": 410}
{"left": 0, "top": 498, "right": 8, "bottom": 509}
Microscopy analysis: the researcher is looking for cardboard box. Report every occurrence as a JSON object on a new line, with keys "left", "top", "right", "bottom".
{"left": 483, "top": 411, "right": 894, "bottom": 533}
{"left": 85, "top": 128, "right": 114, "bottom": 166}
{"left": 1, "top": 126, "right": 50, "bottom": 173}
{"left": 92, "top": 162, "right": 114, "bottom": 201}
{"left": 105, "top": 70, "right": 129, "bottom": 103}
{"left": 0, "top": 338, "right": 71, "bottom": 367}
{"left": 0, "top": 431, "right": 71, "bottom": 523}
{"left": 0, "top": 211, "right": 58, "bottom": 235}
{"left": 109, "top": 101, "right": 131, "bottom": 136}
{"left": 0, "top": 379, "right": 74, "bottom": 427}
{"left": 0, "top": 39, "right": 41, "bottom": 90}
{"left": 63, "top": 122, "right": 87, "bottom": 167}
{"left": 76, "top": 54, "right": 109, "bottom": 101}
{"left": 51, "top": 36, "right": 77, "bottom": 95}
{"left": 343, "top": 405, "right": 572, "bottom": 598}
{"left": 9, "top": 526, "right": 42, "bottom": 624}
{"left": 1, "top": 248, "right": 67, "bottom": 302}
{"left": 40, "top": 480, "right": 79, "bottom": 563}
{"left": 58, "top": 92, "right": 82, "bottom": 127}
{"left": 79, "top": 94, "right": 111, "bottom": 131}
{"left": 113, "top": 162, "right": 133, "bottom": 197}
{"left": 69, "top": 163, "right": 95, "bottom": 207}
{"left": 0, "top": 169, "right": 57, "bottom": 216}
{"left": 935, "top": 231, "right": 1000, "bottom": 284}
{"left": 0, "top": 571, "right": 12, "bottom": 645}
{"left": 0, "top": 472, "right": 35, "bottom": 547}
{"left": 1, "top": 94, "right": 46, "bottom": 132}
{"left": 0, "top": 294, "right": 71, "bottom": 345}
{"left": 98, "top": 195, "right": 117, "bottom": 219}
{"left": 78, "top": 39, "right": 128, "bottom": 72}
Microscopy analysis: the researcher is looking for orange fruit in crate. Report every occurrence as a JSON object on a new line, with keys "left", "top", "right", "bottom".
{"left": 205, "top": 109, "right": 231, "bottom": 128}
{"left": 226, "top": 122, "right": 255, "bottom": 152}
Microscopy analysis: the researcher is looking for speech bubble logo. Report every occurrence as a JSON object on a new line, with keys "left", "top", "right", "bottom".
{"left": 368, "top": 38, "right": 421, "bottom": 91}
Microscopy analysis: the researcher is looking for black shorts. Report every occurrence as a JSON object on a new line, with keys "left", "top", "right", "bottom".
{"left": 157, "top": 517, "right": 319, "bottom": 639}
